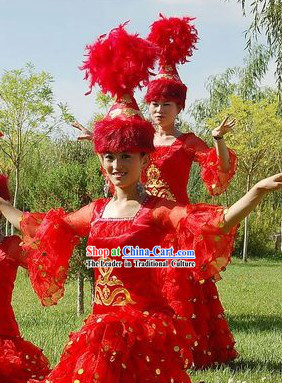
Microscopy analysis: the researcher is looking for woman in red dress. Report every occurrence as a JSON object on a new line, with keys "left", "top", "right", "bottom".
{"left": 142, "top": 15, "right": 239, "bottom": 368}
{"left": 0, "top": 26, "right": 281, "bottom": 383}
{"left": 0, "top": 175, "right": 50, "bottom": 383}
{"left": 143, "top": 15, "right": 237, "bottom": 204}
{"left": 72, "top": 16, "right": 236, "bottom": 203}
{"left": 71, "top": 16, "right": 238, "bottom": 368}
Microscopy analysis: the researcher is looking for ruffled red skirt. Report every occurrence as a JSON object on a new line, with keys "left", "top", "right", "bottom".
{"left": 29, "top": 306, "right": 195, "bottom": 383}
{"left": 190, "top": 279, "right": 238, "bottom": 368}
{"left": 160, "top": 266, "right": 238, "bottom": 369}
{"left": 0, "top": 335, "right": 50, "bottom": 383}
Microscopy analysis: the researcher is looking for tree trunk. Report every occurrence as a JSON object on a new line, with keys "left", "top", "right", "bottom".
{"left": 242, "top": 215, "right": 249, "bottom": 262}
{"left": 90, "top": 273, "right": 95, "bottom": 306}
{"left": 225, "top": 189, "right": 229, "bottom": 208}
{"left": 242, "top": 173, "right": 251, "bottom": 262}
{"left": 11, "top": 165, "right": 20, "bottom": 235}
{"left": 77, "top": 271, "right": 84, "bottom": 316}
{"left": 281, "top": 221, "right": 282, "bottom": 252}
{"left": 5, "top": 219, "right": 10, "bottom": 236}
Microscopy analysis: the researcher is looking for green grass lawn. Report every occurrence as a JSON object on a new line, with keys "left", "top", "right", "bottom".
{"left": 12, "top": 258, "right": 282, "bottom": 383}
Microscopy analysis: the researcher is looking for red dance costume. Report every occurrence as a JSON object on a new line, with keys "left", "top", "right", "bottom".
{"left": 142, "top": 133, "right": 238, "bottom": 368}
{"left": 0, "top": 235, "right": 50, "bottom": 383}
{"left": 143, "top": 14, "right": 239, "bottom": 368}
{"left": 142, "top": 132, "right": 237, "bottom": 205}
{"left": 20, "top": 196, "right": 238, "bottom": 383}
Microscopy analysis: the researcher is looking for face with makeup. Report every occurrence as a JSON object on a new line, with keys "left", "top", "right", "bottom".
{"left": 149, "top": 101, "right": 181, "bottom": 128}
{"left": 99, "top": 152, "right": 149, "bottom": 190}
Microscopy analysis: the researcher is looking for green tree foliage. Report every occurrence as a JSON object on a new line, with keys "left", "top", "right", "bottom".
{"left": 89, "top": 91, "right": 114, "bottom": 126}
{"left": 190, "top": 45, "right": 275, "bottom": 130}
{"left": 209, "top": 96, "right": 281, "bottom": 176}
{"left": 0, "top": 63, "right": 65, "bottom": 234}
{"left": 207, "top": 95, "right": 282, "bottom": 260}
{"left": 228, "top": 0, "right": 282, "bottom": 110}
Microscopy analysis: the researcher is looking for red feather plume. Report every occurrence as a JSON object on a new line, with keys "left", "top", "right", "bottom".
{"left": 147, "top": 14, "right": 198, "bottom": 66}
{"left": 81, "top": 22, "right": 158, "bottom": 98}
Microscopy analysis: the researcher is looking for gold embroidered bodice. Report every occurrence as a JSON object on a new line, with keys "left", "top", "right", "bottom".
{"left": 94, "top": 258, "right": 136, "bottom": 306}
{"left": 145, "top": 164, "right": 176, "bottom": 202}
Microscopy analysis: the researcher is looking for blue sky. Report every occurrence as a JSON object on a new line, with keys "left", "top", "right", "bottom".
{"left": 0, "top": 0, "right": 274, "bottom": 125}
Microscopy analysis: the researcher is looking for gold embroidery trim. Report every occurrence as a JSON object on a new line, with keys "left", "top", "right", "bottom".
{"left": 94, "top": 258, "right": 136, "bottom": 306}
{"left": 145, "top": 164, "right": 176, "bottom": 202}
{"left": 109, "top": 107, "right": 143, "bottom": 119}
{"left": 155, "top": 73, "right": 181, "bottom": 82}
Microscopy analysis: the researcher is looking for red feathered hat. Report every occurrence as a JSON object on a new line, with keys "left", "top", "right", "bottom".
{"left": 145, "top": 14, "right": 198, "bottom": 110}
{"left": 81, "top": 23, "right": 158, "bottom": 153}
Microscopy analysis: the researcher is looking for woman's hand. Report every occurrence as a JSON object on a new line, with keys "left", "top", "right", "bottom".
{"left": 212, "top": 116, "right": 236, "bottom": 139}
{"left": 71, "top": 121, "right": 92, "bottom": 141}
{"left": 254, "top": 173, "right": 282, "bottom": 194}
{"left": 223, "top": 173, "right": 282, "bottom": 233}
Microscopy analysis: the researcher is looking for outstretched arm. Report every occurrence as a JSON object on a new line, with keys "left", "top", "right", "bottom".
{"left": 2, "top": 201, "right": 96, "bottom": 306}
{"left": 0, "top": 197, "right": 95, "bottom": 236}
{"left": 223, "top": 173, "right": 282, "bottom": 233}
{"left": 0, "top": 198, "right": 22, "bottom": 230}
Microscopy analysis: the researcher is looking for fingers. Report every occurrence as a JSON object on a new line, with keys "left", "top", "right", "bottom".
{"left": 221, "top": 116, "right": 236, "bottom": 127}
{"left": 218, "top": 117, "right": 236, "bottom": 137}
{"left": 227, "top": 119, "right": 236, "bottom": 127}
{"left": 274, "top": 173, "right": 282, "bottom": 182}
{"left": 225, "top": 119, "right": 236, "bottom": 128}
{"left": 220, "top": 116, "right": 229, "bottom": 126}
{"left": 72, "top": 122, "right": 81, "bottom": 129}
{"left": 77, "top": 136, "right": 92, "bottom": 141}
{"left": 273, "top": 182, "right": 282, "bottom": 190}
{"left": 72, "top": 121, "right": 85, "bottom": 131}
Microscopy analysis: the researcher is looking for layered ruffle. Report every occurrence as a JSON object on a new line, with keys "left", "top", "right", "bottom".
{"left": 29, "top": 306, "right": 193, "bottom": 383}
{"left": 0, "top": 237, "right": 21, "bottom": 338}
{"left": 158, "top": 268, "right": 237, "bottom": 368}
{"left": 193, "top": 278, "right": 238, "bottom": 367}
{"left": 158, "top": 200, "right": 239, "bottom": 367}
{"left": 174, "top": 203, "right": 238, "bottom": 282}
{"left": 196, "top": 148, "right": 237, "bottom": 196}
{"left": 0, "top": 335, "right": 50, "bottom": 383}
{"left": 20, "top": 209, "right": 80, "bottom": 307}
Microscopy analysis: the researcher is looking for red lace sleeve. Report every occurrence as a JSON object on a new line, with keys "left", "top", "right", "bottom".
{"left": 154, "top": 199, "right": 238, "bottom": 282}
{"left": 0, "top": 235, "right": 27, "bottom": 268}
{"left": 185, "top": 134, "right": 237, "bottom": 195}
{"left": 19, "top": 203, "right": 95, "bottom": 306}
